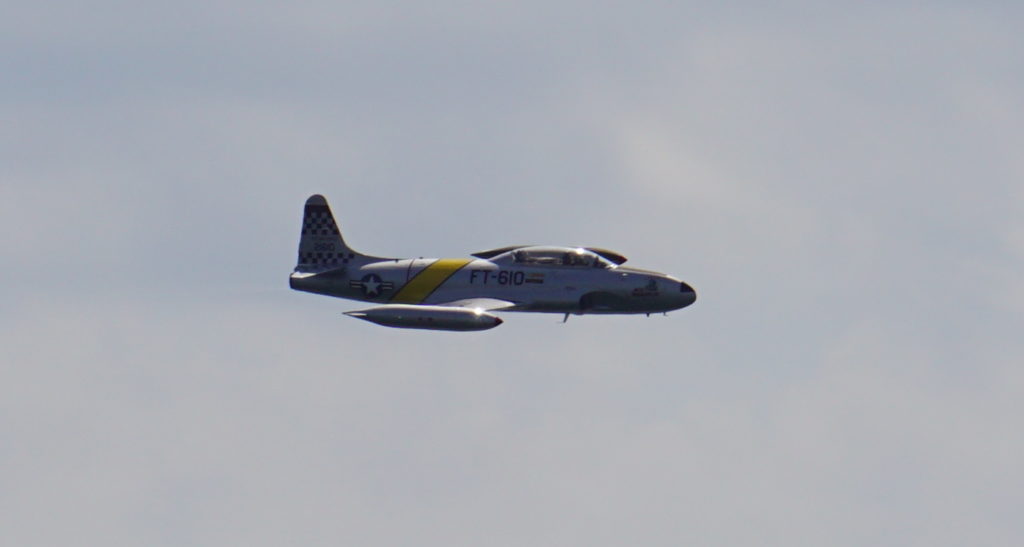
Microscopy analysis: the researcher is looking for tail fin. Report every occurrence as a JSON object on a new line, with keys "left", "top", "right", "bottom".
{"left": 295, "top": 194, "right": 361, "bottom": 272}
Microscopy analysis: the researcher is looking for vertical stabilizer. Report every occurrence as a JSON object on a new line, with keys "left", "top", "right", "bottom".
{"left": 296, "top": 194, "right": 360, "bottom": 272}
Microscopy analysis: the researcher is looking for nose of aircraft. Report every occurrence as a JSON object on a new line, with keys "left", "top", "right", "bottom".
{"left": 679, "top": 280, "right": 697, "bottom": 307}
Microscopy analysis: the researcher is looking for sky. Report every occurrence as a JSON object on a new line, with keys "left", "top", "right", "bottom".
{"left": 2, "top": 2, "right": 1023, "bottom": 545}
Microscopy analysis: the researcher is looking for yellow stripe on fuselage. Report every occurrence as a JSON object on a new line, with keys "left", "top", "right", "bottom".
{"left": 390, "top": 259, "right": 472, "bottom": 304}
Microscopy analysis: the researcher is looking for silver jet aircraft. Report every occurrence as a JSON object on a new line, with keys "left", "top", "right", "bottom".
{"left": 290, "top": 195, "right": 696, "bottom": 331}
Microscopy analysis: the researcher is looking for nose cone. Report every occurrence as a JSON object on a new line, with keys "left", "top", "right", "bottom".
{"left": 679, "top": 280, "right": 697, "bottom": 307}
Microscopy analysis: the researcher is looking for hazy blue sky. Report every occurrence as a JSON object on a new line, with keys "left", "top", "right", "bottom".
{"left": 3, "top": 2, "right": 1023, "bottom": 545}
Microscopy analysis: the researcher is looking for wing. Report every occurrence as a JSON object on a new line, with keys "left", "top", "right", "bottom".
{"left": 434, "top": 297, "right": 521, "bottom": 312}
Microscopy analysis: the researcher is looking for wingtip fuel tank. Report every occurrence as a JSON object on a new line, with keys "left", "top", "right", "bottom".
{"left": 344, "top": 305, "right": 504, "bottom": 331}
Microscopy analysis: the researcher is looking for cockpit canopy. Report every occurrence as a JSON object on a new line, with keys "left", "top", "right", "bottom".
{"left": 490, "top": 246, "right": 616, "bottom": 269}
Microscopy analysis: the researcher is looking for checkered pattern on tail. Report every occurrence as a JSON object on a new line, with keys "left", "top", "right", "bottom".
{"left": 302, "top": 205, "right": 340, "bottom": 237}
{"left": 298, "top": 248, "right": 357, "bottom": 267}
{"left": 296, "top": 195, "right": 359, "bottom": 271}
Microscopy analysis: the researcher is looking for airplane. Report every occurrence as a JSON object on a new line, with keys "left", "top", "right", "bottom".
{"left": 289, "top": 194, "right": 696, "bottom": 331}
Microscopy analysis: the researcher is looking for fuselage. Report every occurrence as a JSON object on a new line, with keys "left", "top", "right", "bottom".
{"left": 290, "top": 247, "right": 697, "bottom": 315}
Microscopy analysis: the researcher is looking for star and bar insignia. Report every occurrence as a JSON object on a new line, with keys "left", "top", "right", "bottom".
{"left": 350, "top": 274, "right": 394, "bottom": 297}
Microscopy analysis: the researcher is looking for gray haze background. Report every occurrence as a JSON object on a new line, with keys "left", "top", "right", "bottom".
{"left": 3, "top": 2, "right": 1023, "bottom": 545}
